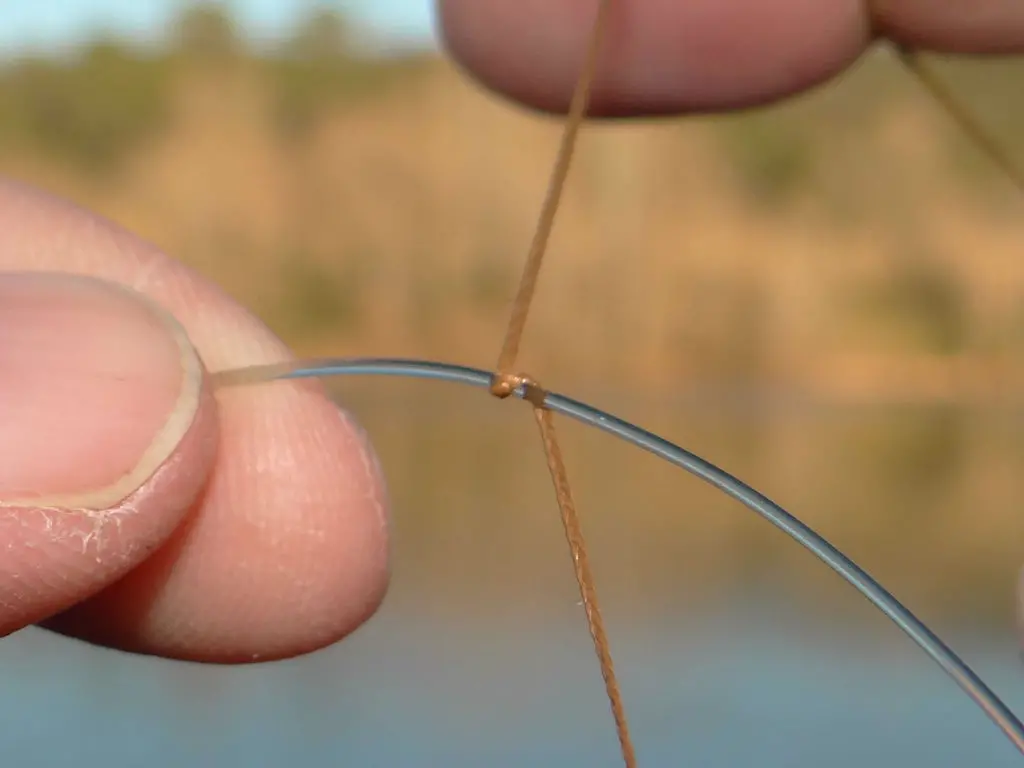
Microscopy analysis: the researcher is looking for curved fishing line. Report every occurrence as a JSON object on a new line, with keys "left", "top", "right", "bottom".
{"left": 213, "top": 357, "right": 1024, "bottom": 755}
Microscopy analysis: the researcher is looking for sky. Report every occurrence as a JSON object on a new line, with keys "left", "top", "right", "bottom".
{"left": 0, "top": 1, "right": 440, "bottom": 57}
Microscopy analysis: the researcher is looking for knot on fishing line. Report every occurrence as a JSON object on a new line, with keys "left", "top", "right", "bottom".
{"left": 489, "top": 371, "right": 548, "bottom": 408}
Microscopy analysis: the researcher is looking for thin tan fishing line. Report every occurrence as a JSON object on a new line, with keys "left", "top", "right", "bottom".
{"left": 896, "top": 45, "right": 1024, "bottom": 197}
{"left": 490, "top": 0, "right": 615, "bottom": 385}
{"left": 485, "top": 1, "right": 637, "bottom": 766}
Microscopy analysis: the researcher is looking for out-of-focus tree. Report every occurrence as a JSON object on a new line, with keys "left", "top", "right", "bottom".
{"left": 267, "top": 6, "right": 427, "bottom": 141}
{"left": 285, "top": 6, "right": 352, "bottom": 62}
{"left": 172, "top": 1, "right": 241, "bottom": 62}
{"left": 0, "top": 36, "right": 172, "bottom": 175}
{"left": 269, "top": 7, "right": 356, "bottom": 140}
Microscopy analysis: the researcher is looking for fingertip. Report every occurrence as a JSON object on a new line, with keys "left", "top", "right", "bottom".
{"left": 46, "top": 378, "right": 391, "bottom": 663}
{"left": 438, "top": 0, "right": 869, "bottom": 116}
{"left": 0, "top": 275, "right": 220, "bottom": 633}
{"left": 873, "top": 0, "right": 1024, "bottom": 54}
{"left": 0, "top": 178, "right": 390, "bottom": 658}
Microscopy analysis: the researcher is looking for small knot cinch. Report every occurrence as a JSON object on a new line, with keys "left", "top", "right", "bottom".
{"left": 489, "top": 371, "right": 548, "bottom": 409}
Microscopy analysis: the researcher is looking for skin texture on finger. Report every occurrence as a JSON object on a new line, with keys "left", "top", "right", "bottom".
{"left": 47, "top": 386, "right": 389, "bottom": 662}
{"left": 438, "top": 0, "right": 1024, "bottom": 117}
{"left": 438, "top": 0, "right": 871, "bottom": 116}
{"left": 0, "top": 177, "right": 390, "bottom": 662}
{"left": 0, "top": 274, "right": 217, "bottom": 635}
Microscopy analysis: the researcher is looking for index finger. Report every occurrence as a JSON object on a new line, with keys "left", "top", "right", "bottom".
{"left": 437, "top": 0, "right": 1024, "bottom": 116}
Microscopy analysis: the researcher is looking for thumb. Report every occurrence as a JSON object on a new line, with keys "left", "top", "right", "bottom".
{"left": 0, "top": 272, "right": 216, "bottom": 635}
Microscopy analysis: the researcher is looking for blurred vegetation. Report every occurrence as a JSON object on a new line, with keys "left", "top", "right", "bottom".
{"left": 264, "top": 8, "right": 428, "bottom": 141}
{"left": 853, "top": 257, "right": 968, "bottom": 355}
{"left": 2, "top": 6, "right": 1024, "bottom": 400}
{"left": 0, "top": 2, "right": 428, "bottom": 174}
{"left": 921, "top": 56, "right": 1024, "bottom": 192}
{"left": 272, "top": 252, "right": 366, "bottom": 339}
{"left": 708, "top": 49, "right": 1024, "bottom": 215}
{"left": 0, "top": 38, "right": 174, "bottom": 174}
{"left": 712, "top": 111, "right": 816, "bottom": 209}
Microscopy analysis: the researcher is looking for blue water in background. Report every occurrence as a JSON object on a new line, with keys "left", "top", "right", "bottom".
{"left": 3, "top": 599, "right": 1024, "bottom": 767}
{"left": 5, "top": 394, "right": 1024, "bottom": 766}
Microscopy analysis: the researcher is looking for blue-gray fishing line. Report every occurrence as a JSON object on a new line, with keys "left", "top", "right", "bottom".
{"left": 217, "top": 356, "right": 1024, "bottom": 754}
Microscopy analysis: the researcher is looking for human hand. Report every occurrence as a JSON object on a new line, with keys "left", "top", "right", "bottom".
{"left": 437, "top": 0, "right": 1024, "bottom": 116}
{"left": 11, "top": 2, "right": 1021, "bottom": 667}
{"left": 0, "top": 179, "right": 388, "bottom": 663}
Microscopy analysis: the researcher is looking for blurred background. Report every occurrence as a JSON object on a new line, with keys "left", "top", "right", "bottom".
{"left": 3, "top": 1, "right": 1024, "bottom": 765}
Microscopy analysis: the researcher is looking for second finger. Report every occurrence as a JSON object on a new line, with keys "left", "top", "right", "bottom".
{"left": 438, "top": 0, "right": 870, "bottom": 115}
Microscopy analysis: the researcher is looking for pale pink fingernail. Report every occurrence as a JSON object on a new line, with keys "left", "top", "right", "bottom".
{"left": 0, "top": 272, "right": 202, "bottom": 509}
